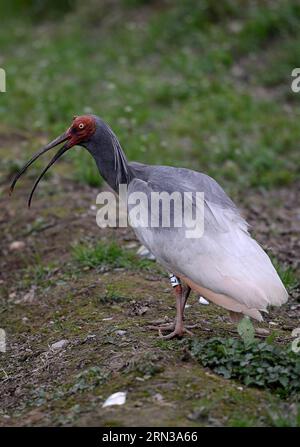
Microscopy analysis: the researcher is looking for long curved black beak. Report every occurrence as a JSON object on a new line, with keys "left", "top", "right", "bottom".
{"left": 10, "top": 131, "right": 71, "bottom": 207}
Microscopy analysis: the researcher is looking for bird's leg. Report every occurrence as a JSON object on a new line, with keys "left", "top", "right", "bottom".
{"left": 147, "top": 275, "right": 195, "bottom": 337}
{"left": 170, "top": 275, "right": 192, "bottom": 317}
{"left": 159, "top": 283, "right": 193, "bottom": 339}
{"left": 147, "top": 274, "right": 181, "bottom": 331}
{"left": 181, "top": 285, "right": 191, "bottom": 317}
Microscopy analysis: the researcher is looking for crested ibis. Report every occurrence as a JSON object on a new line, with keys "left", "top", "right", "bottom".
{"left": 10, "top": 115, "right": 288, "bottom": 339}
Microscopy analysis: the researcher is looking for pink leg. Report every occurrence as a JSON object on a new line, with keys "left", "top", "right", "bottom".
{"left": 159, "top": 284, "right": 194, "bottom": 339}
{"left": 147, "top": 275, "right": 195, "bottom": 338}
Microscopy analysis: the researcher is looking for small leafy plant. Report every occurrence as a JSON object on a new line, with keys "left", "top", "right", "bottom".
{"left": 190, "top": 319, "right": 300, "bottom": 397}
{"left": 69, "top": 366, "right": 109, "bottom": 394}
{"left": 124, "top": 352, "right": 164, "bottom": 377}
{"left": 98, "top": 284, "right": 128, "bottom": 304}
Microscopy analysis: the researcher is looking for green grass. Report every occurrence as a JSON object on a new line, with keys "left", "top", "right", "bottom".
{"left": 97, "top": 284, "right": 129, "bottom": 305}
{"left": 267, "top": 404, "right": 300, "bottom": 427}
{"left": 72, "top": 240, "right": 153, "bottom": 270}
{"left": 23, "top": 263, "right": 54, "bottom": 287}
{"left": 0, "top": 0, "right": 300, "bottom": 193}
{"left": 271, "top": 257, "right": 299, "bottom": 291}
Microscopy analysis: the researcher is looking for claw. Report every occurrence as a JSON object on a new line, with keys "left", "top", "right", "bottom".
{"left": 148, "top": 323, "right": 198, "bottom": 332}
{"left": 159, "top": 327, "right": 194, "bottom": 339}
{"left": 147, "top": 323, "right": 175, "bottom": 331}
{"left": 148, "top": 317, "right": 171, "bottom": 325}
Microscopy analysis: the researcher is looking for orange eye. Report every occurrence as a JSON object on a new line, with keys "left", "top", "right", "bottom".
{"left": 78, "top": 123, "right": 85, "bottom": 129}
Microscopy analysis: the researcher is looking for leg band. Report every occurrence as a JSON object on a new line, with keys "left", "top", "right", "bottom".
{"left": 169, "top": 273, "right": 181, "bottom": 288}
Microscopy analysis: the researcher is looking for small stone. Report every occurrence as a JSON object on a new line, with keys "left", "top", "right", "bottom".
{"left": 51, "top": 339, "right": 69, "bottom": 350}
{"left": 84, "top": 334, "right": 96, "bottom": 342}
{"left": 138, "top": 306, "right": 149, "bottom": 315}
{"left": 256, "top": 328, "right": 270, "bottom": 336}
{"left": 9, "top": 241, "right": 25, "bottom": 251}
{"left": 22, "top": 288, "right": 35, "bottom": 304}
{"left": 115, "top": 330, "right": 126, "bottom": 336}
{"left": 228, "top": 20, "right": 243, "bottom": 33}
{"left": 292, "top": 328, "right": 300, "bottom": 337}
{"left": 153, "top": 393, "right": 164, "bottom": 402}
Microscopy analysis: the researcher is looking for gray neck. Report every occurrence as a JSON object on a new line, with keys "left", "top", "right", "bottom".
{"left": 85, "top": 120, "right": 134, "bottom": 192}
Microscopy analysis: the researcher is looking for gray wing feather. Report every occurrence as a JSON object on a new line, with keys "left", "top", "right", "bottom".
{"left": 129, "top": 162, "right": 237, "bottom": 210}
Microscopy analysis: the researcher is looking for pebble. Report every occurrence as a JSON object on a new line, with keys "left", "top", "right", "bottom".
{"left": 22, "top": 288, "right": 35, "bottom": 304}
{"left": 84, "top": 334, "right": 96, "bottom": 341}
{"left": 256, "top": 328, "right": 270, "bottom": 335}
{"left": 51, "top": 339, "right": 69, "bottom": 350}
{"left": 292, "top": 328, "right": 300, "bottom": 337}
{"left": 9, "top": 292, "right": 17, "bottom": 300}
{"left": 137, "top": 306, "right": 149, "bottom": 315}
{"left": 9, "top": 241, "right": 25, "bottom": 251}
{"left": 115, "top": 330, "right": 126, "bottom": 336}
{"left": 153, "top": 393, "right": 164, "bottom": 402}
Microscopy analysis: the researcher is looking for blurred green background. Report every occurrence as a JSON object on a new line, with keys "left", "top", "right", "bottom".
{"left": 0, "top": 0, "right": 300, "bottom": 193}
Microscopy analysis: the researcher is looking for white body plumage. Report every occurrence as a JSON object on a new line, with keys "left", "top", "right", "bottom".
{"left": 128, "top": 170, "right": 288, "bottom": 321}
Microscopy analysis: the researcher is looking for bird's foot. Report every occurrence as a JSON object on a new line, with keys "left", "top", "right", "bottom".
{"left": 147, "top": 317, "right": 197, "bottom": 334}
{"left": 148, "top": 316, "right": 172, "bottom": 326}
{"left": 147, "top": 316, "right": 174, "bottom": 331}
{"left": 158, "top": 326, "right": 195, "bottom": 340}
{"left": 147, "top": 322, "right": 176, "bottom": 331}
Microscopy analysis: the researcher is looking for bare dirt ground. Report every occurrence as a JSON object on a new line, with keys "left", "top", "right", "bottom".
{"left": 0, "top": 136, "right": 299, "bottom": 427}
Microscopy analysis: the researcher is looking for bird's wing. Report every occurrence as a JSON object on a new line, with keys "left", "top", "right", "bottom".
{"left": 129, "top": 163, "right": 238, "bottom": 211}
{"left": 127, "top": 175, "right": 288, "bottom": 311}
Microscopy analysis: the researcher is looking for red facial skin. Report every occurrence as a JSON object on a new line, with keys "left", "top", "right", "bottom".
{"left": 66, "top": 115, "right": 96, "bottom": 148}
